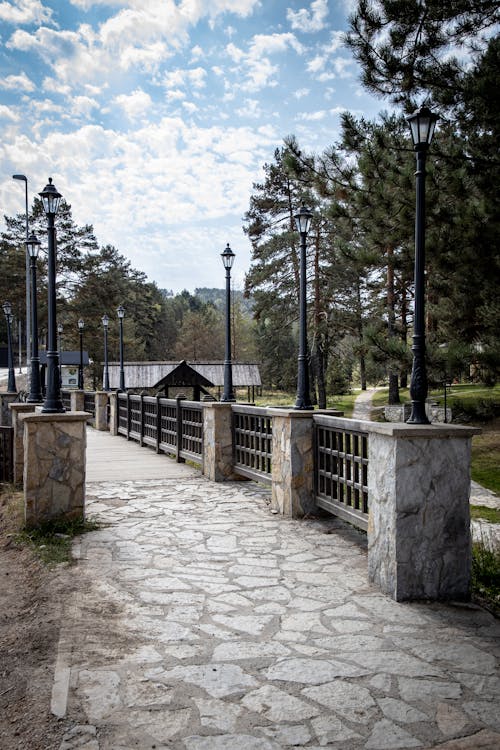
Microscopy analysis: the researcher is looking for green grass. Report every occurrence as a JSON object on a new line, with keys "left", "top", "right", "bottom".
{"left": 253, "top": 389, "right": 356, "bottom": 417}
{"left": 16, "top": 515, "right": 100, "bottom": 566}
{"left": 471, "top": 428, "right": 500, "bottom": 496}
{"left": 472, "top": 539, "right": 500, "bottom": 617}
{"left": 470, "top": 505, "right": 500, "bottom": 524}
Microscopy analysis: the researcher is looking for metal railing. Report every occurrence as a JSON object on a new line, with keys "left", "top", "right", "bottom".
{"left": 314, "top": 415, "right": 369, "bottom": 531}
{"left": 84, "top": 392, "right": 96, "bottom": 424}
{"left": 232, "top": 405, "right": 272, "bottom": 485}
{"left": 61, "top": 390, "right": 72, "bottom": 411}
{"left": 117, "top": 394, "right": 203, "bottom": 464}
{"left": 0, "top": 425, "right": 14, "bottom": 483}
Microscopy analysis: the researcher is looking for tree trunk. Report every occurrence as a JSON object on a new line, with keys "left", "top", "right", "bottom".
{"left": 356, "top": 279, "right": 367, "bottom": 390}
{"left": 387, "top": 246, "right": 400, "bottom": 404}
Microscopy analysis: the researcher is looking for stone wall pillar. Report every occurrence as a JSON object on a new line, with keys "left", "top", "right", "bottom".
{"left": 202, "top": 403, "right": 237, "bottom": 482}
{"left": 94, "top": 391, "right": 109, "bottom": 431}
{"left": 22, "top": 411, "right": 88, "bottom": 528}
{"left": 108, "top": 392, "right": 118, "bottom": 436}
{"left": 271, "top": 409, "right": 315, "bottom": 518}
{"left": 367, "top": 423, "right": 480, "bottom": 601}
{"left": 1, "top": 393, "right": 19, "bottom": 426}
{"left": 9, "top": 402, "right": 37, "bottom": 486}
{"left": 70, "top": 390, "right": 85, "bottom": 412}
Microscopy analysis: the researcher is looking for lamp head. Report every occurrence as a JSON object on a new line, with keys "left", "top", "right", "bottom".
{"left": 102, "top": 314, "right": 109, "bottom": 328}
{"left": 57, "top": 323, "right": 63, "bottom": 334}
{"left": 407, "top": 105, "right": 438, "bottom": 150}
{"left": 78, "top": 318, "right": 84, "bottom": 330}
{"left": 26, "top": 232, "right": 41, "bottom": 259}
{"left": 294, "top": 203, "right": 313, "bottom": 234}
{"left": 221, "top": 243, "right": 235, "bottom": 270}
{"left": 3, "top": 301, "right": 12, "bottom": 318}
{"left": 117, "top": 305, "right": 125, "bottom": 319}
{"left": 39, "top": 177, "right": 62, "bottom": 215}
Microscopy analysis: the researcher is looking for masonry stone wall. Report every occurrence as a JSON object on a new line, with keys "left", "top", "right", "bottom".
{"left": 271, "top": 410, "right": 315, "bottom": 518}
{"left": 202, "top": 403, "right": 236, "bottom": 482}
{"left": 10, "top": 402, "right": 37, "bottom": 486}
{"left": 94, "top": 392, "right": 109, "bottom": 431}
{"left": 22, "top": 412, "right": 87, "bottom": 528}
{"left": 1, "top": 393, "right": 19, "bottom": 426}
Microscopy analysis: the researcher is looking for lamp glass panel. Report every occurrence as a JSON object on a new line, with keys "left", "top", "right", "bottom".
{"left": 78, "top": 318, "right": 84, "bottom": 329}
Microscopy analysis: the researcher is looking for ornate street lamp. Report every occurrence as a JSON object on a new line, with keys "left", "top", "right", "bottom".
{"left": 39, "top": 177, "right": 64, "bottom": 413}
{"left": 406, "top": 105, "right": 439, "bottom": 424}
{"left": 3, "top": 301, "right": 16, "bottom": 393}
{"left": 102, "top": 314, "right": 110, "bottom": 391}
{"left": 221, "top": 243, "right": 236, "bottom": 402}
{"left": 117, "top": 305, "right": 125, "bottom": 391}
{"left": 78, "top": 318, "right": 84, "bottom": 390}
{"left": 57, "top": 323, "right": 64, "bottom": 383}
{"left": 294, "top": 203, "right": 313, "bottom": 410}
{"left": 12, "top": 174, "right": 30, "bottom": 372}
{"left": 26, "top": 233, "right": 43, "bottom": 403}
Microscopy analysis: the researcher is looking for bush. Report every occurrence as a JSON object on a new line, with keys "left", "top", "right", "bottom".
{"left": 451, "top": 398, "right": 500, "bottom": 424}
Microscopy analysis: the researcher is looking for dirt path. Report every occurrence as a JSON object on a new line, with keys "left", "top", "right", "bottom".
{"left": 351, "top": 387, "right": 384, "bottom": 420}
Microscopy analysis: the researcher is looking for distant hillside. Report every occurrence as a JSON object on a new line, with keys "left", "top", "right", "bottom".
{"left": 194, "top": 287, "right": 254, "bottom": 316}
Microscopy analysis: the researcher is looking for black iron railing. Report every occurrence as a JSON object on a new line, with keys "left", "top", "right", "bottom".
{"left": 0, "top": 425, "right": 13, "bottom": 483}
{"left": 84, "top": 392, "right": 96, "bottom": 424}
{"left": 61, "top": 390, "right": 72, "bottom": 411}
{"left": 117, "top": 394, "right": 203, "bottom": 463}
{"left": 232, "top": 405, "right": 272, "bottom": 484}
{"left": 314, "top": 415, "right": 369, "bottom": 531}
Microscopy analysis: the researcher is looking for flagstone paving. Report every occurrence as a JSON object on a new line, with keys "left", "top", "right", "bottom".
{"left": 54, "top": 467, "right": 500, "bottom": 750}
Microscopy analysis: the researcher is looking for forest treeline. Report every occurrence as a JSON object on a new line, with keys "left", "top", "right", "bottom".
{"left": 1, "top": 2, "right": 498, "bottom": 400}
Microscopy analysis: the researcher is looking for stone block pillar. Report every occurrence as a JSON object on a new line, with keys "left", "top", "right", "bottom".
{"left": 94, "top": 392, "right": 109, "bottom": 431}
{"left": 70, "top": 390, "right": 85, "bottom": 412}
{"left": 22, "top": 411, "right": 88, "bottom": 528}
{"left": 367, "top": 423, "right": 480, "bottom": 601}
{"left": 108, "top": 392, "right": 118, "bottom": 436}
{"left": 10, "top": 402, "right": 37, "bottom": 486}
{"left": 202, "top": 403, "right": 237, "bottom": 482}
{"left": 1, "top": 393, "right": 19, "bottom": 426}
{"left": 271, "top": 409, "right": 315, "bottom": 518}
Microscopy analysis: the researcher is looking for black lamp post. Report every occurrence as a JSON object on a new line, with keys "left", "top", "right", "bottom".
{"left": 406, "top": 105, "right": 438, "bottom": 424}
{"left": 294, "top": 203, "right": 313, "bottom": 410}
{"left": 3, "top": 301, "right": 16, "bottom": 393}
{"left": 39, "top": 177, "right": 64, "bottom": 413}
{"left": 221, "top": 243, "right": 236, "bottom": 402}
{"left": 102, "top": 314, "right": 110, "bottom": 391}
{"left": 12, "top": 174, "right": 30, "bottom": 373}
{"left": 57, "top": 323, "right": 63, "bottom": 383}
{"left": 26, "top": 233, "right": 43, "bottom": 403}
{"left": 78, "top": 318, "right": 84, "bottom": 389}
{"left": 117, "top": 305, "right": 125, "bottom": 391}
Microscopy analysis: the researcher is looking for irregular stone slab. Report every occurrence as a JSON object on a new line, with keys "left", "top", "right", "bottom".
{"left": 370, "top": 673, "right": 392, "bottom": 692}
{"left": 462, "top": 702, "right": 500, "bottom": 731}
{"left": 193, "top": 698, "right": 242, "bottom": 732}
{"left": 310, "top": 714, "right": 362, "bottom": 745}
{"left": 408, "top": 642, "right": 497, "bottom": 675}
{"left": 184, "top": 735, "right": 281, "bottom": 750}
{"left": 149, "top": 663, "right": 258, "bottom": 698}
{"left": 257, "top": 724, "right": 311, "bottom": 746}
{"left": 378, "top": 697, "right": 429, "bottom": 723}
{"left": 365, "top": 718, "right": 422, "bottom": 749}
{"left": 265, "top": 657, "right": 369, "bottom": 684}
{"left": 436, "top": 702, "right": 469, "bottom": 736}
{"left": 126, "top": 707, "right": 192, "bottom": 742}
{"left": 212, "top": 641, "right": 290, "bottom": 661}
{"left": 280, "top": 611, "right": 331, "bottom": 634}
{"left": 313, "top": 634, "right": 389, "bottom": 651}
{"left": 212, "top": 614, "right": 274, "bottom": 635}
{"left": 77, "top": 670, "right": 121, "bottom": 721}
{"left": 398, "top": 677, "right": 462, "bottom": 702}
{"left": 348, "top": 651, "right": 445, "bottom": 677}
{"left": 303, "top": 681, "right": 376, "bottom": 724}
{"left": 429, "top": 729, "right": 500, "bottom": 748}
{"left": 242, "top": 684, "right": 320, "bottom": 722}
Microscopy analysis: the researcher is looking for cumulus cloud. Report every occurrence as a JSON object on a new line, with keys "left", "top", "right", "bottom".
{"left": 287, "top": 0, "right": 328, "bottom": 33}
{"left": 0, "top": 104, "right": 20, "bottom": 121}
{"left": 115, "top": 88, "right": 153, "bottom": 119}
{"left": 0, "top": 0, "right": 52, "bottom": 24}
{"left": 226, "top": 32, "right": 304, "bottom": 91}
{"left": 306, "top": 29, "right": 352, "bottom": 80}
{"left": 0, "top": 71, "right": 35, "bottom": 91}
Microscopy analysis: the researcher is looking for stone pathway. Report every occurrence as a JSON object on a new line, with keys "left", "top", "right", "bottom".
{"left": 54, "top": 471, "right": 500, "bottom": 750}
{"left": 351, "top": 388, "right": 384, "bottom": 421}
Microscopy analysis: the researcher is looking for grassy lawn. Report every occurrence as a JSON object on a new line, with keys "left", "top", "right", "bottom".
{"left": 471, "top": 426, "right": 500, "bottom": 496}
{"left": 254, "top": 389, "right": 357, "bottom": 417}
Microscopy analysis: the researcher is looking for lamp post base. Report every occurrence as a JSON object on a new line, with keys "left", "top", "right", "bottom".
{"left": 406, "top": 401, "right": 430, "bottom": 425}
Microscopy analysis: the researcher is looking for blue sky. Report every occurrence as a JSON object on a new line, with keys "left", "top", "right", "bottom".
{"left": 0, "top": 0, "right": 384, "bottom": 292}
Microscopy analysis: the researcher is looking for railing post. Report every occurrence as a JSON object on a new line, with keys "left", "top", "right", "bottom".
{"left": 156, "top": 394, "right": 161, "bottom": 453}
{"left": 176, "top": 393, "right": 186, "bottom": 463}
{"left": 126, "top": 392, "right": 131, "bottom": 440}
{"left": 9, "top": 402, "right": 37, "bottom": 486}
{"left": 71, "top": 389, "right": 85, "bottom": 412}
{"left": 108, "top": 392, "right": 118, "bottom": 436}
{"left": 202, "top": 402, "right": 237, "bottom": 481}
{"left": 0, "top": 393, "right": 19, "bottom": 426}
{"left": 367, "top": 422, "right": 480, "bottom": 601}
{"left": 139, "top": 394, "right": 144, "bottom": 446}
{"left": 270, "top": 408, "right": 316, "bottom": 518}
{"left": 94, "top": 391, "right": 109, "bottom": 431}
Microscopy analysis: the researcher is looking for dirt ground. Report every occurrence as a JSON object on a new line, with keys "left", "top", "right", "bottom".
{"left": 0, "top": 489, "right": 72, "bottom": 750}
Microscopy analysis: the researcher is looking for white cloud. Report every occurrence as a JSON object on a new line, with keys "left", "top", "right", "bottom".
{"left": 115, "top": 88, "right": 153, "bottom": 119}
{"left": 226, "top": 32, "right": 304, "bottom": 92}
{"left": 0, "top": 0, "right": 52, "bottom": 24}
{"left": 0, "top": 104, "right": 20, "bottom": 121}
{"left": 306, "top": 30, "right": 353, "bottom": 81}
{"left": 163, "top": 66, "right": 207, "bottom": 92}
{"left": 70, "top": 95, "right": 99, "bottom": 118}
{"left": 294, "top": 87, "right": 310, "bottom": 99}
{"left": 0, "top": 71, "right": 35, "bottom": 91}
{"left": 287, "top": 0, "right": 328, "bottom": 33}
